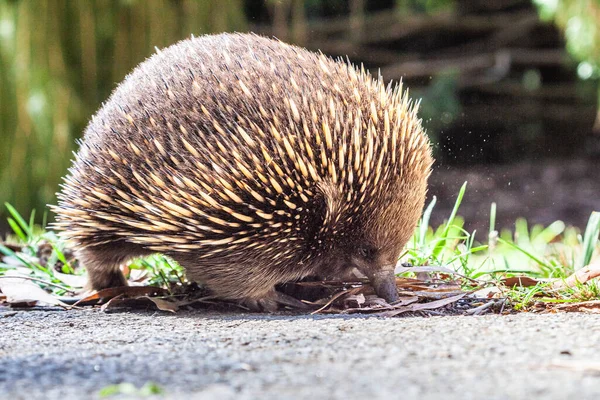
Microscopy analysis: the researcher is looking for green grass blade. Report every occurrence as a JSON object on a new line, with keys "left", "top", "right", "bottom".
{"left": 489, "top": 202, "right": 496, "bottom": 235}
{"left": 577, "top": 211, "right": 600, "bottom": 270}
{"left": 498, "top": 237, "right": 553, "bottom": 271}
{"left": 52, "top": 244, "right": 75, "bottom": 274}
{"left": 7, "top": 218, "right": 27, "bottom": 241}
{"left": 515, "top": 218, "right": 530, "bottom": 246}
{"left": 5, "top": 203, "right": 32, "bottom": 239}
{"left": 419, "top": 196, "right": 436, "bottom": 247}
{"left": 431, "top": 181, "right": 467, "bottom": 259}
{"left": 42, "top": 210, "right": 48, "bottom": 229}
{"left": 28, "top": 209, "right": 36, "bottom": 234}
{"left": 0, "top": 244, "right": 34, "bottom": 269}
{"left": 446, "top": 244, "right": 488, "bottom": 265}
{"left": 532, "top": 221, "right": 565, "bottom": 246}
{"left": 0, "top": 243, "right": 53, "bottom": 276}
{"left": 0, "top": 263, "right": 17, "bottom": 270}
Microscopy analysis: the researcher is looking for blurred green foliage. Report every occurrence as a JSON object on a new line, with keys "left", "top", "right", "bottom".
{"left": 534, "top": 0, "right": 600, "bottom": 80}
{"left": 395, "top": 0, "right": 454, "bottom": 14}
{"left": 416, "top": 73, "right": 461, "bottom": 140}
{"left": 0, "top": 0, "right": 246, "bottom": 221}
{"left": 533, "top": 0, "right": 600, "bottom": 118}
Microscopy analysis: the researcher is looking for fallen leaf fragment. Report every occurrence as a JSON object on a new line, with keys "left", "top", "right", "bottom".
{"left": 550, "top": 300, "right": 600, "bottom": 313}
{"left": 552, "top": 260, "right": 600, "bottom": 290}
{"left": 342, "top": 295, "right": 419, "bottom": 314}
{"left": 473, "top": 286, "right": 502, "bottom": 298}
{"left": 100, "top": 294, "right": 126, "bottom": 311}
{"left": 376, "top": 293, "right": 467, "bottom": 317}
{"left": 0, "top": 276, "right": 68, "bottom": 307}
{"left": 144, "top": 296, "right": 179, "bottom": 313}
{"left": 343, "top": 293, "right": 365, "bottom": 308}
{"left": 94, "top": 295, "right": 166, "bottom": 312}
{"left": 53, "top": 272, "right": 86, "bottom": 288}
{"left": 73, "top": 286, "right": 169, "bottom": 306}
{"left": 502, "top": 276, "right": 541, "bottom": 287}
{"left": 311, "top": 287, "right": 363, "bottom": 314}
{"left": 392, "top": 296, "right": 420, "bottom": 307}
{"left": 399, "top": 290, "right": 467, "bottom": 300}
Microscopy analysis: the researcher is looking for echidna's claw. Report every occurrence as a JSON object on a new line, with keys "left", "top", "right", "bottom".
{"left": 242, "top": 290, "right": 308, "bottom": 312}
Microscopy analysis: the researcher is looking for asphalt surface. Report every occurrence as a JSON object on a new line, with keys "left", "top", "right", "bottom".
{"left": 1, "top": 309, "right": 600, "bottom": 400}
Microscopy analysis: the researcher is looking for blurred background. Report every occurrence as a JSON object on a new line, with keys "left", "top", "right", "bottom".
{"left": 0, "top": 0, "right": 598, "bottom": 233}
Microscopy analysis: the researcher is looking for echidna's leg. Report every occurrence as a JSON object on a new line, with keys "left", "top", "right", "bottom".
{"left": 176, "top": 257, "right": 308, "bottom": 312}
{"left": 76, "top": 242, "right": 152, "bottom": 291}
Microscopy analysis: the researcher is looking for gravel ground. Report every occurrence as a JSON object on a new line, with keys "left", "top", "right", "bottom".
{"left": 1, "top": 309, "right": 600, "bottom": 400}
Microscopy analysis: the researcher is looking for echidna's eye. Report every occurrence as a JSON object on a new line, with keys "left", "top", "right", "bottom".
{"left": 358, "top": 245, "right": 377, "bottom": 260}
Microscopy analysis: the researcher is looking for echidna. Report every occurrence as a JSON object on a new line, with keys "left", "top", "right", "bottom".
{"left": 52, "top": 33, "right": 432, "bottom": 310}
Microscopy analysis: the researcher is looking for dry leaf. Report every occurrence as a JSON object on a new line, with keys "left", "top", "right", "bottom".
{"left": 100, "top": 294, "right": 126, "bottom": 311}
{"left": 552, "top": 260, "right": 600, "bottom": 290}
{"left": 361, "top": 295, "right": 390, "bottom": 308}
{"left": 502, "top": 276, "right": 541, "bottom": 287}
{"left": 311, "top": 287, "right": 363, "bottom": 314}
{"left": 376, "top": 293, "right": 467, "bottom": 317}
{"left": 143, "top": 296, "right": 179, "bottom": 313}
{"left": 53, "top": 272, "right": 86, "bottom": 288}
{"left": 0, "top": 276, "right": 68, "bottom": 307}
{"left": 551, "top": 300, "right": 600, "bottom": 313}
{"left": 393, "top": 296, "right": 420, "bottom": 306}
{"left": 342, "top": 295, "right": 420, "bottom": 314}
{"left": 473, "top": 286, "right": 502, "bottom": 298}
{"left": 73, "top": 286, "right": 169, "bottom": 306}
{"left": 343, "top": 293, "right": 366, "bottom": 308}
{"left": 398, "top": 290, "right": 466, "bottom": 300}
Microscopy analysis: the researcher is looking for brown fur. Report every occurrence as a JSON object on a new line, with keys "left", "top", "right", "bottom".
{"left": 52, "top": 33, "right": 433, "bottom": 306}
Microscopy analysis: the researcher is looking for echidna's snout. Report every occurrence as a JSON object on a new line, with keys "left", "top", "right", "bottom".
{"left": 350, "top": 248, "right": 400, "bottom": 303}
{"left": 367, "top": 268, "right": 399, "bottom": 303}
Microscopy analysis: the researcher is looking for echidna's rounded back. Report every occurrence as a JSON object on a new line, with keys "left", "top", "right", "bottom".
{"left": 54, "top": 33, "right": 431, "bottom": 260}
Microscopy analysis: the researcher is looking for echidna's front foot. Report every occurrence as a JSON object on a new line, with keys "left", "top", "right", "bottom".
{"left": 88, "top": 270, "right": 128, "bottom": 291}
{"left": 76, "top": 247, "right": 130, "bottom": 291}
{"left": 242, "top": 290, "right": 308, "bottom": 312}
